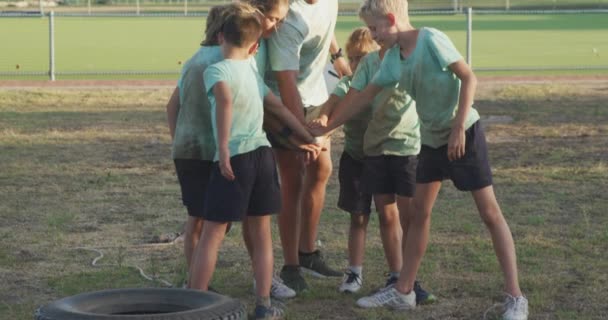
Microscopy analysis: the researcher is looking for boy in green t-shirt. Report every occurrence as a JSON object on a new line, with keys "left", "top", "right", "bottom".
{"left": 311, "top": 1, "right": 528, "bottom": 319}
{"left": 310, "top": 27, "right": 434, "bottom": 305}
{"left": 187, "top": 4, "right": 319, "bottom": 319}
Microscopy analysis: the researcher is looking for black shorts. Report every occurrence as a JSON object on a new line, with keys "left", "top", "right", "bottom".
{"left": 203, "top": 147, "right": 281, "bottom": 222}
{"left": 337, "top": 152, "right": 373, "bottom": 215}
{"left": 416, "top": 121, "right": 493, "bottom": 191}
{"left": 361, "top": 154, "right": 417, "bottom": 197}
{"left": 174, "top": 159, "right": 213, "bottom": 217}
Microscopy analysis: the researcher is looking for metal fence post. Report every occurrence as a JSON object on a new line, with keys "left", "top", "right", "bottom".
{"left": 453, "top": 0, "right": 458, "bottom": 13}
{"left": 88, "top": 0, "right": 91, "bottom": 15}
{"left": 506, "top": 0, "right": 510, "bottom": 11}
{"left": 39, "top": 0, "right": 44, "bottom": 16}
{"left": 48, "top": 11, "right": 56, "bottom": 81}
{"left": 184, "top": 0, "right": 188, "bottom": 16}
{"left": 136, "top": 0, "right": 140, "bottom": 16}
{"left": 466, "top": 7, "right": 472, "bottom": 67}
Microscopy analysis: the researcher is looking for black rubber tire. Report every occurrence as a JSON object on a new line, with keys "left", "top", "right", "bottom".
{"left": 34, "top": 288, "right": 246, "bottom": 320}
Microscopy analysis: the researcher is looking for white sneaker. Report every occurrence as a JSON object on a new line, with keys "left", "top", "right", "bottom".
{"left": 339, "top": 270, "right": 362, "bottom": 293}
{"left": 356, "top": 285, "right": 416, "bottom": 310}
{"left": 503, "top": 294, "right": 529, "bottom": 320}
{"left": 253, "top": 276, "right": 296, "bottom": 299}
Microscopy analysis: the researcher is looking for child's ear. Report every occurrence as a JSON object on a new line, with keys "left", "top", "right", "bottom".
{"left": 248, "top": 41, "right": 260, "bottom": 55}
{"left": 387, "top": 13, "right": 396, "bottom": 26}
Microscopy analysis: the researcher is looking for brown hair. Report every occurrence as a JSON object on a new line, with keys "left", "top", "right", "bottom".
{"left": 201, "top": 5, "right": 230, "bottom": 46}
{"left": 345, "top": 27, "right": 379, "bottom": 57}
{"left": 221, "top": 2, "right": 263, "bottom": 47}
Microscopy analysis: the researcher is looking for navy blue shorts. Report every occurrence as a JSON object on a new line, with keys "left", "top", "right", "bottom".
{"left": 338, "top": 152, "right": 373, "bottom": 215}
{"left": 361, "top": 154, "right": 417, "bottom": 197}
{"left": 416, "top": 121, "right": 493, "bottom": 191}
{"left": 174, "top": 159, "right": 213, "bottom": 217}
{"left": 203, "top": 147, "right": 281, "bottom": 222}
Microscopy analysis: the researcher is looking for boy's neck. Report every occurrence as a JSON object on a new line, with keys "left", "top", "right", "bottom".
{"left": 221, "top": 43, "right": 252, "bottom": 60}
{"left": 395, "top": 20, "right": 417, "bottom": 49}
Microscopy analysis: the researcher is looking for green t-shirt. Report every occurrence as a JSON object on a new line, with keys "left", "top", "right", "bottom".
{"left": 332, "top": 76, "right": 371, "bottom": 161}
{"left": 375, "top": 27, "right": 480, "bottom": 148}
{"left": 353, "top": 51, "right": 420, "bottom": 157}
{"left": 203, "top": 58, "right": 271, "bottom": 160}
{"left": 172, "top": 46, "right": 222, "bottom": 160}
{"left": 267, "top": 0, "right": 338, "bottom": 107}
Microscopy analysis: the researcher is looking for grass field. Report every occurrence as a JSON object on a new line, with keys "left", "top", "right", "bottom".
{"left": 0, "top": 13, "right": 607, "bottom": 78}
{"left": 0, "top": 80, "right": 607, "bottom": 319}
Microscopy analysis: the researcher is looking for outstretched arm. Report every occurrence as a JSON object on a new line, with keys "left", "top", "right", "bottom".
{"left": 310, "top": 83, "right": 382, "bottom": 136}
{"left": 275, "top": 70, "right": 306, "bottom": 123}
{"left": 165, "top": 86, "right": 180, "bottom": 140}
{"left": 264, "top": 92, "right": 315, "bottom": 144}
{"left": 447, "top": 59, "right": 477, "bottom": 161}
{"left": 307, "top": 94, "right": 342, "bottom": 129}
{"left": 213, "top": 82, "right": 235, "bottom": 181}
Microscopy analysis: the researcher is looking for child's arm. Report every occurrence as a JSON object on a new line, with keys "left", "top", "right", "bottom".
{"left": 307, "top": 94, "right": 341, "bottom": 129}
{"left": 165, "top": 86, "right": 180, "bottom": 140}
{"left": 264, "top": 92, "right": 316, "bottom": 144}
{"left": 310, "top": 83, "right": 382, "bottom": 136}
{"left": 213, "top": 82, "right": 236, "bottom": 181}
{"left": 448, "top": 60, "right": 477, "bottom": 161}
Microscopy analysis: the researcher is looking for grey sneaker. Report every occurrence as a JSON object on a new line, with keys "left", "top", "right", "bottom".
{"left": 503, "top": 294, "right": 528, "bottom": 320}
{"left": 298, "top": 250, "right": 342, "bottom": 278}
{"left": 254, "top": 303, "right": 285, "bottom": 320}
{"left": 279, "top": 265, "right": 308, "bottom": 293}
{"left": 339, "top": 270, "right": 362, "bottom": 293}
{"left": 254, "top": 275, "right": 296, "bottom": 299}
{"left": 356, "top": 286, "right": 416, "bottom": 310}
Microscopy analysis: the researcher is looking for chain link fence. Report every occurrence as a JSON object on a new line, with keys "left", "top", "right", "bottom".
{"left": 1, "top": 2, "right": 607, "bottom": 80}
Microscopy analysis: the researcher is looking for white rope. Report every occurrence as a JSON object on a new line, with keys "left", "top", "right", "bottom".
{"left": 74, "top": 246, "right": 175, "bottom": 288}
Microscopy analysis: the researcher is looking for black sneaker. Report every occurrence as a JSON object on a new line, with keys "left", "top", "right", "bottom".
{"left": 254, "top": 303, "right": 285, "bottom": 320}
{"left": 279, "top": 265, "right": 308, "bottom": 293}
{"left": 385, "top": 274, "right": 399, "bottom": 287}
{"left": 298, "top": 250, "right": 342, "bottom": 278}
{"left": 414, "top": 280, "right": 437, "bottom": 305}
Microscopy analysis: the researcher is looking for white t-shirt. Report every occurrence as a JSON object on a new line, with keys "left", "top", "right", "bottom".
{"left": 267, "top": 0, "right": 338, "bottom": 107}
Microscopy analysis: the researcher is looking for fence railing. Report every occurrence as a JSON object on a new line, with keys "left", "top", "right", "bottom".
{"left": 1, "top": 8, "right": 607, "bottom": 80}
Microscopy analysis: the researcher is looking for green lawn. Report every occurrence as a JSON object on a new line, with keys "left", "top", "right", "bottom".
{"left": 1, "top": 13, "right": 607, "bottom": 78}
{"left": 0, "top": 82, "right": 607, "bottom": 319}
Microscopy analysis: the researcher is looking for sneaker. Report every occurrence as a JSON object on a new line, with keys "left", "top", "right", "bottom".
{"left": 413, "top": 281, "right": 437, "bottom": 305}
{"left": 254, "top": 276, "right": 296, "bottom": 299}
{"left": 502, "top": 294, "right": 529, "bottom": 320}
{"left": 279, "top": 265, "right": 308, "bottom": 293}
{"left": 254, "top": 303, "right": 285, "bottom": 320}
{"left": 385, "top": 274, "right": 398, "bottom": 287}
{"left": 339, "top": 270, "right": 362, "bottom": 293}
{"left": 356, "top": 286, "right": 416, "bottom": 310}
{"left": 298, "top": 250, "right": 342, "bottom": 278}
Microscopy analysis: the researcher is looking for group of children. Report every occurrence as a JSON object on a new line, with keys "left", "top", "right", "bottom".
{"left": 167, "top": 0, "right": 529, "bottom": 319}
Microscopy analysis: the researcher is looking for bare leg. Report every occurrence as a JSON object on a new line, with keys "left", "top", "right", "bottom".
{"left": 374, "top": 194, "right": 403, "bottom": 273}
{"left": 246, "top": 215, "right": 274, "bottom": 298}
{"left": 300, "top": 141, "right": 332, "bottom": 253}
{"left": 184, "top": 216, "right": 204, "bottom": 269}
{"left": 472, "top": 186, "right": 522, "bottom": 296}
{"left": 395, "top": 195, "right": 413, "bottom": 264}
{"left": 395, "top": 182, "right": 442, "bottom": 294}
{"left": 274, "top": 149, "right": 305, "bottom": 266}
{"left": 188, "top": 221, "right": 228, "bottom": 290}
{"left": 348, "top": 213, "right": 369, "bottom": 267}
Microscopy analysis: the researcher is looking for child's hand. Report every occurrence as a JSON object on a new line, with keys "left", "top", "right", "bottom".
{"left": 219, "top": 148, "right": 235, "bottom": 181}
{"left": 447, "top": 127, "right": 466, "bottom": 161}
{"left": 307, "top": 115, "right": 328, "bottom": 129}
{"left": 298, "top": 143, "right": 322, "bottom": 164}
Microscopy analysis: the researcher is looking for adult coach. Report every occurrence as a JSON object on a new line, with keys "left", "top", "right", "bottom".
{"left": 267, "top": 0, "right": 351, "bottom": 292}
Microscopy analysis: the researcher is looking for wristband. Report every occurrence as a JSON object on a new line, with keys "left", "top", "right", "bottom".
{"left": 330, "top": 48, "right": 343, "bottom": 64}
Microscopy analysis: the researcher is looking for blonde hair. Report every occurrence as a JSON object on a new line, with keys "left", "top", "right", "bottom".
{"left": 245, "top": 0, "right": 288, "bottom": 14}
{"left": 221, "top": 2, "right": 263, "bottom": 47}
{"left": 345, "top": 27, "right": 379, "bottom": 57}
{"left": 358, "top": 0, "right": 408, "bottom": 20}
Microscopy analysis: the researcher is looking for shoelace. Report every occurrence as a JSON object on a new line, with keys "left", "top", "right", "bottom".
{"left": 344, "top": 271, "right": 361, "bottom": 284}
{"left": 483, "top": 293, "right": 524, "bottom": 320}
